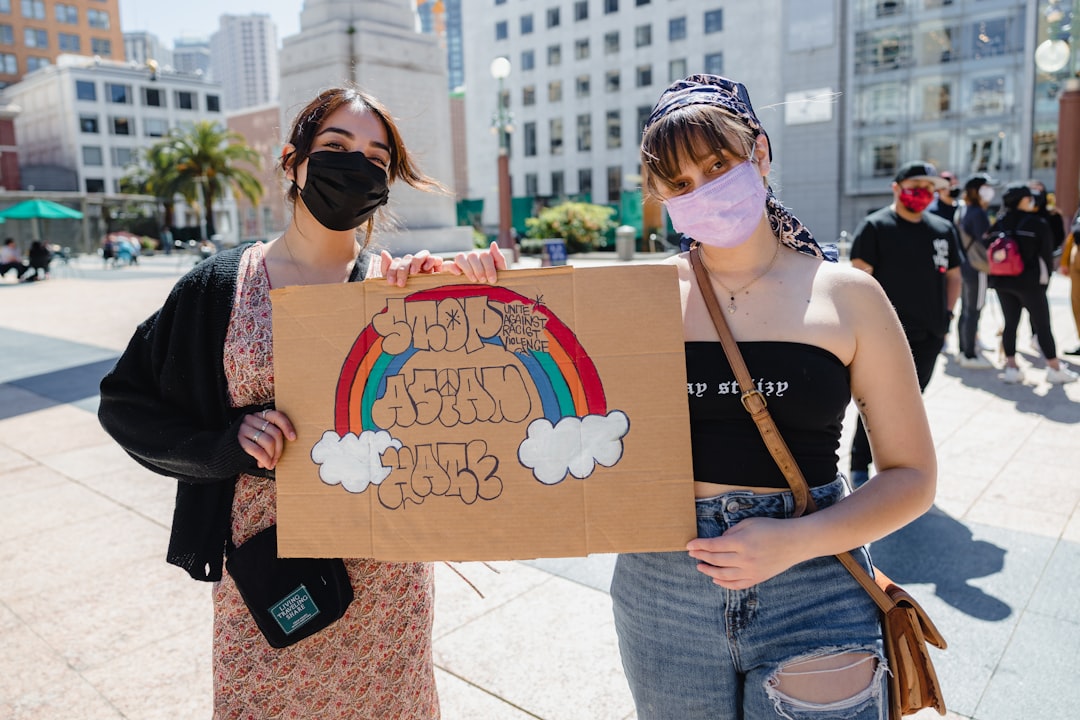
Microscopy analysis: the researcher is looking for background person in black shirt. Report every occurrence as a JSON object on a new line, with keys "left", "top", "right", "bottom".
{"left": 848, "top": 161, "right": 961, "bottom": 487}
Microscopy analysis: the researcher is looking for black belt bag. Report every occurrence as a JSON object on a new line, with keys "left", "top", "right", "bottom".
{"left": 225, "top": 525, "right": 354, "bottom": 648}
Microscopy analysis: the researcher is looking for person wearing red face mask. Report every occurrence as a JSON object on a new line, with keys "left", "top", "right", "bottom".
{"left": 847, "top": 161, "right": 961, "bottom": 487}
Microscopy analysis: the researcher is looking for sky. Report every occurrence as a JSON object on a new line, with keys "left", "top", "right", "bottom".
{"left": 119, "top": 0, "right": 304, "bottom": 46}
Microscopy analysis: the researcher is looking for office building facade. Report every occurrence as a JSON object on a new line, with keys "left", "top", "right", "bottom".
{"left": 210, "top": 14, "right": 280, "bottom": 111}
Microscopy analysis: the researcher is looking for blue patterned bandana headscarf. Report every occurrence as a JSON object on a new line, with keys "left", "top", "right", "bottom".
{"left": 645, "top": 74, "right": 835, "bottom": 262}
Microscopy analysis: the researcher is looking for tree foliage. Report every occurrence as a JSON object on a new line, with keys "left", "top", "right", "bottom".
{"left": 524, "top": 202, "right": 617, "bottom": 253}
{"left": 121, "top": 121, "right": 264, "bottom": 238}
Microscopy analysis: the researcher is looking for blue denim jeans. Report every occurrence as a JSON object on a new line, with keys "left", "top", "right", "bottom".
{"left": 611, "top": 476, "right": 886, "bottom": 720}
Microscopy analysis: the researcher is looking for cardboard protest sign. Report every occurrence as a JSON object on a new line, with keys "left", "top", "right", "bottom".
{"left": 271, "top": 264, "right": 695, "bottom": 561}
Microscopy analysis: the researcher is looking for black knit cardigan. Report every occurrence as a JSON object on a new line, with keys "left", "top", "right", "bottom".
{"left": 98, "top": 245, "right": 364, "bottom": 581}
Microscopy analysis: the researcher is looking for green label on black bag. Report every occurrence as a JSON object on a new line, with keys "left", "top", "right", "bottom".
{"left": 270, "top": 584, "right": 321, "bottom": 635}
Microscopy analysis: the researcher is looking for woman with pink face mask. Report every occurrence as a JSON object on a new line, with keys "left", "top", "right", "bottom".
{"left": 610, "top": 75, "right": 937, "bottom": 720}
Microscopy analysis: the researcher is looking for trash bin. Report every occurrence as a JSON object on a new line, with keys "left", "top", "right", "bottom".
{"left": 615, "top": 225, "right": 636, "bottom": 261}
{"left": 541, "top": 238, "right": 567, "bottom": 267}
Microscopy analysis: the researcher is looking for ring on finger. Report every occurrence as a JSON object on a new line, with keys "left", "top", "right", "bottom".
{"left": 253, "top": 430, "right": 262, "bottom": 442}
{"left": 260, "top": 409, "right": 268, "bottom": 419}
{"left": 260, "top": 420, "right": 269, "bottom": 432}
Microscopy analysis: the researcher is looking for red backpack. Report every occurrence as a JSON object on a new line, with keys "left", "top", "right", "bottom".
{"left": 986, "top": 232, "right": 1023, "bottom": 276}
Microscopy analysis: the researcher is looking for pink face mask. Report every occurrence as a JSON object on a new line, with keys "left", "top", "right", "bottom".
{"left": 898, "top": 187, "right": 934, "bottom": 214}
{"left": 663, "top": 160, "right": 766, "bottom": 248}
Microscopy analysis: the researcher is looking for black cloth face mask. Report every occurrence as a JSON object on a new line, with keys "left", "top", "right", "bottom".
{"left": 299, "top": 151, "right": 390, "bottom": 231}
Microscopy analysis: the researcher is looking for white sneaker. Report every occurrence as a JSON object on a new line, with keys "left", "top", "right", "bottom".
{"left": 977, "top": 338, "right": 993, "bottom": 352}
{"left": 957, "top": 354, "right": 994, "bottom": 369}
{"left": 1046, "top": 365, "right": 1079, "bottom": 384}
{"left": 1001, "top": 366, "right": 1024, "bottom": 384}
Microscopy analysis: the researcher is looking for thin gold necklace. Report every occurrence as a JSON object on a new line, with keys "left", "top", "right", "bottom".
{"left": 280, "top": 233, "right": 357, "bottom": 286}
{"left": 701, "top": 240, "right": 781, "bottom": 314}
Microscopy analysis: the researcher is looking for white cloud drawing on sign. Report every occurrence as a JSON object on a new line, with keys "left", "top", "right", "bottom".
{"left": 517, "top": 410, "right": 630, "bottom": 485}
{"left": 311, "top": 430, "right": 402, "bottom": 494}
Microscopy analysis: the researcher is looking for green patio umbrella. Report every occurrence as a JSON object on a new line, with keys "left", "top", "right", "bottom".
{"left": 0, "top": 199, "right": 84, "bottom": 220}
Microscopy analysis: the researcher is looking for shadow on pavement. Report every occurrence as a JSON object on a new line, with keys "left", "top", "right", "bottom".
{"left": 0, "top": 357, "right": 117, "bottom": 420}
{"left": 871, "top": 506, "right": 1011, "bottom": 621}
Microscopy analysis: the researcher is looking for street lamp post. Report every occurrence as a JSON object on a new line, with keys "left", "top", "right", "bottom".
{"left": 1035, "top": 0, "right": 1080, "bottom": 224}
{"left": 490, "top": 57, "right": 515, "bottom": 254}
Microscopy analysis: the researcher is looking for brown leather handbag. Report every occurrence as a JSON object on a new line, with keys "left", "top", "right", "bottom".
{"left": 690, "top": 246, "right": 947, "bottom": 719}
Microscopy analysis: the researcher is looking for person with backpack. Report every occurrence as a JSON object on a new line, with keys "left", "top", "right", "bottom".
{"left": 986, "top": 182, "right": 1077, "bottom": 384}
{"left": 954, "top": 174, "right": 995, "bottom": 369}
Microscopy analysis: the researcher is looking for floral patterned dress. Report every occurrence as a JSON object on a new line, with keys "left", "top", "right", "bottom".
{"left": 213, "top": 243, "right": 438, "bottom": 719}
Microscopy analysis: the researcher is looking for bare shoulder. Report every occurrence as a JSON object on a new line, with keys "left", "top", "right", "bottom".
{"left": 810, "top": 259, "right": 891, "bottom": 317}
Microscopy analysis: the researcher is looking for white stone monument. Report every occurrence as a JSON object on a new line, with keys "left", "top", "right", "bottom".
{"left": 279, "top": 0, "right": 472, "bottom": 254}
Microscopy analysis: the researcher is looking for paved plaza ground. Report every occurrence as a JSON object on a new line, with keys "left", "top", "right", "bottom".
{"left": 1, "top": 250, "right": 1079, "bottom": 719}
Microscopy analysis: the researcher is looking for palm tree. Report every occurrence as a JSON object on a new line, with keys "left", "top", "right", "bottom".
{"left": 120, "top": 141, "right": 190, "bottom": 229}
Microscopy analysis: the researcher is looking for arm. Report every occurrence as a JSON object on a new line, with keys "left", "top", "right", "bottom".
{"left": 687, "top": 272, "right": 936, "bottom": 588}
{"left": 945, "top": 266, "right": 961, "bottom": 313}
{"left": 848, "top": 218, "right": 876, "bottom": 275}
{"left": 98, "top": 264, "right": 261, "bottom": 483}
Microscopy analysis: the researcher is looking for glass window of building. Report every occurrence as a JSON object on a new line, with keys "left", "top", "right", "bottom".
{"left": 576, "top": 74, "right": 590, "bottom": 98}
{"left": 604, "top": 31, "right": 619, "bottom": 54}
{"left": 495, "top": 21, "right": 508, "bottom": 41}
{"left": 575, "top": 1, "right": 588, "bottom": 21}
{"left": 917, "top": 78, "right": 952, "bottom": 121}
{"left": 552, "top": 170, "right": 565, "bottom": 197}
{"left": 0, "top": 25, "right": 11, "bottom": 44}
{"left": 548, "top": 44, "right": 561, "bottom": 66}
{"left": 25, "top": 56, "right": 48, "bottom": 72}
{"left": 548, "top": 80, "right": 562, "bottom": 102}
{"left": 915, "top": 132, "right": 949, "bottom": 172}
{"left": 521, "top": 49, "right": 534, "bottom": 71}
{"left": 578, "top": 168, "right": 592, "bottom": 196}
{"left": 855, "top": 30, "right": 913, "bottom": 73}
{"left": 865, "top": 139, "right": 900, "bottom": 178}
{"left": 111, "top": 116, "right": 133, "bottom": 135}
{"left": 85, "top": 178, "right": 105, "bottom": 193}
{"left": 969, "top": 17, "right": 1011, "bottom": 59}
{"left": 23, "top": 27, "right": 46, "bottom": 47}
{"left": 636, "top": 105, "right": 651, "bottom": 133}
{"left": 76, "top": 79, "right": 96, "bottom": 100}
{"left": 144, "top": 118, "right": 168, "bottom": 137}
{"left": 636, "top": 0, "right": 651, "bottom": 5}
{"left": 607, "top": 166, "right": 622, "bottom": 204}
{"left": 577, "top": 113, "right": 592, "bottom": 151}
{"left": 856, "top": 83, "right": 904, "bottom": 125}
{"left": 0, "top": 53, "right": 16, "bottom": 74}
{"left": 917, "top": 25, "right": 955, "bottom": 65}
{"left": 965, "top": 75, "right": 1007, "bottom": 116}
{"left": 521, "top": 14, "right": 533, "bottom": 35}
{"left": 58, "top": 32, "right": 80, "bottom": 52}
{"left": 704, "top": 9, "right": 723, "bottom": 33}
{"left": 143, "top": 87, "right": 163, "bottom": 106}
{"left": 606, "top": 110, "right": 621, "bottom": 149}
{"left": 669, "top": 58, "right": 687, "bottom": 82}
{"left": 82, "top": 146, "right": 103, "bottom": 166}
{"left": 669, "top": 17, "right": 687, "bottom": 42}
{"left": 966, "top": 129, "right": 1009, "bottom": 173}
{"left": 547, "top": 7, "right": 560, "bottom": 28}
{"left": 55, "top": 2, "right": 77, "bottom": 23}
{"left": 0, "top": 0, "right": 8, "bottom": 12}
{"left": 112, "top": 146, "right": 134, "bottom": 168}
{"left": 106, "top": 83, "right": 131, "bottom": 104}
{"left": 636, "top": 65, "right": 652, "bottom": 88}
{"left": 87, "top": 8, "right": 109, "bottom": 29}
{"left": 575, "top": 38, "right": 589, "bottom": 60}
{"left": 79, "top": 114, "right": 98, "bottom": 133}
{"left": 635, "top": 24, "right": 651, "bottom": 47}
{"left": 605, "top": 0, "right": 619, "bottom": 14}
{"left": 523, "top": 85, "right": 536, "bottom": 105}
{"left": 206, "top": 95, "right": 220, "bottom": 112}
{"left": 605, "top": 70, "right": 620, "bottom": 92}
{"left": 525, "top": 173, "right": 538, "bottom": 197}
{"left": 704, "top": 52, "right": 723, "bottom": 76}
{"left": 1032, "top": 124, "right": 1056, "bottom": 170}
{"left": 91, "top": 38, "right": 111, "bottom": 56}
{"left": 550, "top": 117, "right": 564, "bottom": 155}
{"left": 21, "top": 0, "right": 44, "bottom": 20}
{"left": 524, "top": 122, "right": 537, "bottom": 156}
{"left": 175, "top": 91, "right": 196, "bottom": 110}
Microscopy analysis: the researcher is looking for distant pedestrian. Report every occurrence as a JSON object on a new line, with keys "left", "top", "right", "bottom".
{"left": 954, "top": 174, "right": 995, "bottom": 368}
{"left": 0, "top": 238, "right": 28, "bottom": 280}
{"left": 847, "top": 161, "right": 962, "bottom": 487}
{"left": 1061, "top": 209, "right": 1080, "bottom": 356}
{"left": 26, "top": 240, "right": 52, "bottom": 280}
{"left": 988, "top": 183, "right": 1077, "bottom": 384}
{"left": 926, "top": 170, "right": 960, "bottom": 223}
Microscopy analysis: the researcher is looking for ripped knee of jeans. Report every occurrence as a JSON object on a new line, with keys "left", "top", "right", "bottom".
{"left": 766, "top": 646, "right": 887, "bottom": 718}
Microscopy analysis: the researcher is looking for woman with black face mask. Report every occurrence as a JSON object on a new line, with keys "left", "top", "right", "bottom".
{"left": 98, "top": 86, "right": 505, "bottom": 719}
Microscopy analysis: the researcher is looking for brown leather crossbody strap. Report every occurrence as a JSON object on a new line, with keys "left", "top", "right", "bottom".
{"left": 688, "top": 245, "right": 896, "bottom": 614}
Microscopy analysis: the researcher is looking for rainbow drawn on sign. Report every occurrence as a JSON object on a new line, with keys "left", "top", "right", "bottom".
{"left": 333, "top": 285, "right": 607, "bottom": 435}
